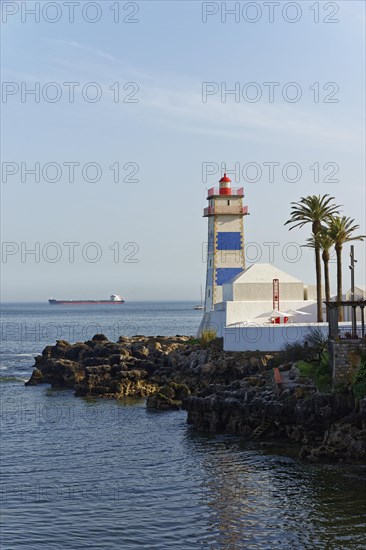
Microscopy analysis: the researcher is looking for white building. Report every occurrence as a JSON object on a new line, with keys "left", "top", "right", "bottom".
{"left": 198, "top": 262, "right": 325, "bottom": 350}
{"left": 346, "top": 286, "right": 366, "bottom": 300}
{"left": 343, "top": 286, "right": 366, "bottom": 322}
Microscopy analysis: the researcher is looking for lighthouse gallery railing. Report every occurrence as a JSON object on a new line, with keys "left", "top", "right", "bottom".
{"left": 207, "top": 187, "right": 244, "bottom": 197}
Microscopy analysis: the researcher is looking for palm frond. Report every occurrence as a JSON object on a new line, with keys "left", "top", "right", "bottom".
{"left": 285, "top": 194, "right": 341, "bottom": 230}
{"left": 327, "top": 215, "right": 366, "bottom": 246}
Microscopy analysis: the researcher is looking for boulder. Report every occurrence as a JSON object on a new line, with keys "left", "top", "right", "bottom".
{"left": 146, "top": 393, "right": 181, "bottom": 410}
{"left": 91, "top": 334, "right": 109, "bottom": 342}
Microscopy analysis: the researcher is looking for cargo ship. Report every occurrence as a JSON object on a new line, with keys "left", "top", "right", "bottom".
{"left": 49, "top": 294, "right": 125, "bottom": 305}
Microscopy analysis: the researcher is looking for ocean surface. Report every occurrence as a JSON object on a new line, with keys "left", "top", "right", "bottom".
{"left": 1, "top": 302, "right": 365, "bottom": 549}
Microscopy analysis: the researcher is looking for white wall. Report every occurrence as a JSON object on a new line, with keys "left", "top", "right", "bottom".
{"left": 216, "top": 215, "right": 244, "bottom": 231}
{"left": 232, "top": 282, "right": 304, "bottom": 301}
{"left": 342, "top": 304, "right": 364, "bottom": 322}
{"left": 305, "top": 284, "right": 325, "bottom": 300}
{"left": 198, "top": 299, "right": 322, "bottom": 338}
{"left": 216, "top": 251, "right": 243, "bottom": 268}
{"left": 346, "top": 287, "right": 365, "bottom": 300}
{"left": 198, "top": 309, "right": 227, "bottom": 337}
{"left": 224, "top": 323, "right": 330, "bottom": 352}
{"left": 225, "top": 299, "right": 319, "bottom": 325}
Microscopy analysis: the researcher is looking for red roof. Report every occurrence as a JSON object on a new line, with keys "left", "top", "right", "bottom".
{"left": 219, "top": 173, "right": 231, "bottom": 183}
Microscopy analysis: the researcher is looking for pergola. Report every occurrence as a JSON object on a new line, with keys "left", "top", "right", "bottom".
{"left": 325, "top": 300, "right": 366, "bottom": 340}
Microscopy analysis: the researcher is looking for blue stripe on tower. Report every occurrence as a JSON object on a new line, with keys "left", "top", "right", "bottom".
{"left": 215, "top": 268, "right": 243, "bottom": 286}
{"left": 216, "top": 232, "right": 242, "bottom": 250}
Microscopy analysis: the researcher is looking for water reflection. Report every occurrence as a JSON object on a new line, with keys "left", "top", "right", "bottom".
{"left": 186, "top": 432, "right": 366, "bottom": 549}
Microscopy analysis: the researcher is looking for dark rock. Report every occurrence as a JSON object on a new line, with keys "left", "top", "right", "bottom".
{"left": 27, "top": 358, "right": 85, "bottom": 389}
{"left": 131, "top": 344, "right": 150, "bottom": 360}
{"left": 64, "top": 343, "right": 89, "bottom": 361}
{"left": 25, "top": 368, "right": 44, "bottom": 386}
{"left": 83, "top": 357, "right": 112, "bottom": 367}
{"left": 289, "top": 365, "right": 300, "bottom": 381}
{"left": 24, "top": 333, "right": 364, "bottom": 462}
{"left": 146, "top": 393, "right": 181, "bottom": 410}
{"left": 91, "top": 334, "right": 109, "bottom": 342}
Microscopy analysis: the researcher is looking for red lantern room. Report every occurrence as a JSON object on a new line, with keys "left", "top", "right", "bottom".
{"left": 219, "top": 173, "right": 231, "bottom": 195}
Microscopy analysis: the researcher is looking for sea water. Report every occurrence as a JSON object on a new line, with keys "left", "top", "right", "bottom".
{"left": 1, "top": 302, "right": 365, "bottom": 549}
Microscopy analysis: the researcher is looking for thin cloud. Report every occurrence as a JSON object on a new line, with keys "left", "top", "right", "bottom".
{"left": 43, "top": 38, "right": 118, "bottom": 62}
{"left": 6, "top": 38, "right": 364, "bottom": 150}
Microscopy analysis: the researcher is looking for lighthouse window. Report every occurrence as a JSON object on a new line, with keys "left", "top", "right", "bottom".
{"left": 208, "top": 290, "right": 211, "bottom": 297}
{"left": 227, "top": 200, "right": 230, "bottom": 206}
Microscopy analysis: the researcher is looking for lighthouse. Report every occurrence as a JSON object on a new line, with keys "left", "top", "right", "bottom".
{"left": 203, "top": 173, "right": 249, "bottom": 312}
{"left": 199, "top": 174, "right": 324, "bottom": 346}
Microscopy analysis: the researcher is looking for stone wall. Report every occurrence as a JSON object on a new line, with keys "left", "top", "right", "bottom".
{"left": 329, "top": 339, "right": 366, "bottom": 386}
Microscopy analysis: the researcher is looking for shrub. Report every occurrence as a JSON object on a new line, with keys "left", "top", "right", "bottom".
{"left": 272, "top": 341, "right": 313, "bottom": 366}
{"left": 186, "top": 337, "right": 200, "bottom": 346}
{"left": 295, "top": 360, "right": 317, "bottom": 378}
{"left": 317, "top": 374, "right": 332, "bottom": 392}
{"left": 353, "top": 354, "right": 366, "bottom": 400}
{"left": 304, "top": 327, "right": 328, "bottom": 361}
{"left": 200, "top": 328, "right": 217, "bottom": 347}
{"left": 315, "top": 351, "right": 331, "bottom": 390}
{"left": 294, "top": 352, "right": 331, "bottom": 391}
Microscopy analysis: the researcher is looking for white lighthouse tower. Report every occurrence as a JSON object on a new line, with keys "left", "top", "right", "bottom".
{"left": 203, "top": 173, "right": 249, "bottom": 312}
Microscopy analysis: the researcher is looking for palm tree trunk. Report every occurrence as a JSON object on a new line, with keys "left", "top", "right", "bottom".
{"left": 315, "top": 242, "right": 323, "bottom": 322}
{"left": 322, "top": 250, "right": 330, "bottom": 321}
{"left": 336, "top": 244, "right": 343, "bottom": 321}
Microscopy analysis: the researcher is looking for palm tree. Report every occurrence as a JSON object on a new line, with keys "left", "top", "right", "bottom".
{"left": 304, "top": 230, "right": 335, "bottom": 315}
{"left": 326, "top": 216, "right": 365, "bottom": 321}
{"left": 285, "top": 195, "right": 341, "bottom": 322}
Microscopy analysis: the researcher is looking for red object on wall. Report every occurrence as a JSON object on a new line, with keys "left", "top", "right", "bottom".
{"left": 273, "top": 278, "right": 280, "bottom": 310}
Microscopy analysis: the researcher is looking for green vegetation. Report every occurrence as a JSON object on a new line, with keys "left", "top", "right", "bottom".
{"left": 295, "top": 360, "right": 317, "bottom": 378}
{"left": 352, "top": 354, "right": 366, "bottom": 400}
{"left": 186, "top": 337, "right": 200, "bottom": 346}
{"left": 327, "top": 216, "right": 365, "bottom": 320}
{"left": 285, "top": 194, "right": 365, "bottom": 322}
{"left": 295, "top": 352, "right": 332, "bottom": 392}
{"left": 304, "top": 327, "right": 328, "bottom": 361}
{"left": 271, "top": 342, "right": 309, "bottom": 367}
{"left": 285, "top": 194, "right": 341, "bottom": 322}
{"left": 273, "top": 328, "right": 331, "bottom": 392}
{"left": 199, "top": 328, "right": 217, "bottom": 347}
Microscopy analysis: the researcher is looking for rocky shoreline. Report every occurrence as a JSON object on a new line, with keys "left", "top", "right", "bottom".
{"left": 25, "top": 334, "right": 366, "bottom": 463}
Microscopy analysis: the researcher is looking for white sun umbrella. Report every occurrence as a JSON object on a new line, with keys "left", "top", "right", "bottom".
{"left": 286, "top": 309, "right": 311, "bottom": 316}
{"left": 256, "top": 310, "right": 294, "bottom": 319}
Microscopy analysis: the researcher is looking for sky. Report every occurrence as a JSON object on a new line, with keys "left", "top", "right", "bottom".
{"left": 1, "top": 0, "right": 365, "bottom": 302}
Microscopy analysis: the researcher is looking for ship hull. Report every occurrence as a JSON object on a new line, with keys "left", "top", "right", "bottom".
{"left": 49, "top": 300, "right": 125, "bottom": 305}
